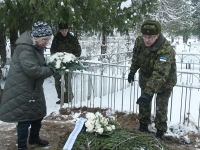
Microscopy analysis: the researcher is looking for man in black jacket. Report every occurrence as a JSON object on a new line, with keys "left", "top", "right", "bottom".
{"left": 50, "top": 22, "right": 81, "bottom": 104}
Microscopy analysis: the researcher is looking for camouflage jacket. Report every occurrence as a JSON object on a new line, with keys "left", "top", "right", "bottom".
{"left": 50, "top": 32, "right": 81, "bottom": 57}
{"left": 130, "top": 33, "right": 177, "bottom": 96}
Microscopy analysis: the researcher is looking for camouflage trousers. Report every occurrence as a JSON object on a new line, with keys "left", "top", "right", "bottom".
{"left": 138, "top": 89, "right": 172, "bottom": 132}
{"left": 53, "top": 72, "right": 74, "bottom": 103}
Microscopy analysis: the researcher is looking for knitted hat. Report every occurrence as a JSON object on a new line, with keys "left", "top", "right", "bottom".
{"left": 141, "top": 19, "right": 161, "bottom": 35}
{"left": 32, "top": 21, "right": 52, "bottom": 37}
{"left": 59, "top": 23, "right": 68, "bottom": 29}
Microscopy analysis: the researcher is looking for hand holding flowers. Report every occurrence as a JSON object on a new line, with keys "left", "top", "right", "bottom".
{"left": 45, "top": 52, "right": 84, "bottom": 75}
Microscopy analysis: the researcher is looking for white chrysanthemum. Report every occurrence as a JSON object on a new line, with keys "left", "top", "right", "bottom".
{"left": 96, "top": 128, "right": 103, "bottom": 134}
{"left": 84, "top": 112, "right": 116, "bottom": 135}
{"left": 63, "top": 53, "right": 75, "bottom": 63}
{"left": 85, "top": 121, "right": 94, "bottom": 128}
{"left": 55, "top": 59, "right": 62, "bottom": 69}
{"left": 46, "top": 52, "right": 84, "bottom": 72}
{"left": 111, "top": 125, "right": 116, "bottom": 130}
{"left": 95, "top": 122, "right": 101, "bottom": 129}
{"left": 89, "top": 119, "right": 95, "bottom": 125}
{"left": 86, "top": 127, "right": 94, "bottom": 133}
{"left": 95, "top": 112, "right": 103, "bottom": 118}
{"left": 101, "top": 119, "right": 108, "bottom": 126}
{"left": 69, "top": 53, "right": 76, "bottom": 61}
{"left": 45, "top": 56, "right": 51, "bottom": 63}
{"left": 57, "top": 55, "right": 63, "bottom": 61}
{"left": 106, "top": 126, "right": 112, "bottom": 131}
{"left": 88, "top": 120, "right": 95, "bottom": 125}
{"left": 49, "top": 54, "right": 58, "bottom": 62}
{"left": 86, "top": 112, "right": 96, "bottom": 119}
{"left": 57, "top": 52, "right": 64, "bottom": 57}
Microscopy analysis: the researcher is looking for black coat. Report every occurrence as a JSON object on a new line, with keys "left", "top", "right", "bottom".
{"left": 50, "top": 32, "right": 81, "bottom": 57}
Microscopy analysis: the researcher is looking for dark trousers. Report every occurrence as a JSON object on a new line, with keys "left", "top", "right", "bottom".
{"left": 53, "top": 72, "right": 73, "bottom": 102}
{"left": 17, "top": 118, "right": 43, "bottom": 146}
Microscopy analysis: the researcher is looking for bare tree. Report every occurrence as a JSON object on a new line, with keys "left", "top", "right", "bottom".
{"left": 155, "top": 0, "right": 192, "bottom": 43}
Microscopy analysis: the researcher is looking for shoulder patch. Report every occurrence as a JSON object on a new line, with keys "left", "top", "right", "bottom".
{"left": 160, "top": 56, "right": 167, "bottom": 62}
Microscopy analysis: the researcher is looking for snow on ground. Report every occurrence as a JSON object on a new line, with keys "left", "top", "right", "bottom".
{"left": 1, "top": 37, "right": 200, "bottom": 146}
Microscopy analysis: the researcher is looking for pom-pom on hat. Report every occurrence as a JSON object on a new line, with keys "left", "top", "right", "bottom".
{"left": 141, "top": 19, "right": 161, "bottom": 35}
{"left": 59, "top": 23, "right": 68, "bottom": 29}
{"left": 32, "top": 21, "right": 52, "bottom": 37}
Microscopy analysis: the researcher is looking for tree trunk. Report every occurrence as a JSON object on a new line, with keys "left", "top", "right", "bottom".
{"left": 183, "top": 35, "right": 188, "bottom": 44}
{"left": 9, "top": 30, "right": 18, "bottom": 57}
{"left": 0, "top": 31, "right": 7, "bottom": 64}
{"left": 101, "top": 27, "right": 107, "bottom": 54}
{"left": 171, "top": 36, "right": 174, "bottom": 43}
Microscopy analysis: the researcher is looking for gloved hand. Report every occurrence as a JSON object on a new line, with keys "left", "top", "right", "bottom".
{"left": 128, "top": 71, "right": 135, "bottom": 83}
{"left": 47, "top": 62, "right": 55, "bottom": 67}
{"left": 47, "top": 62, "right": 56, "bottom": 73}
{"left": 136, "top": 93, "right": 152, "bottom": 105}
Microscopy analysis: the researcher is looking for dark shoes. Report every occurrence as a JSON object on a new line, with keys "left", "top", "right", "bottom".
{"left": 139, "top": 122, "right": 164, "bottom": 139}
{"left": 56, "top": 100, "right": 71, "bottom": 104}
{"left": 139, "top": 122, "right": 148, "bottom": 132}
{"left": 29, "top": 137, "right": 49, "bottom": 147}
{"left": 156, "top": 129, "right": 164, "bottom": 139}
{"left": 18, "top": 146, "right": 28, "bottom": 150}
{"left": 56, "top": 100, "right": 61, "bottom": 104}
{"left": 56, "top": 100, "right": 66, "bottom": 104}
{"left": 18, "top": 137, "right": 48, "bottom": 150}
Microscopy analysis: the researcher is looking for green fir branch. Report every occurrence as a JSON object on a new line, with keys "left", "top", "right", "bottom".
{"left": 57, "top": 129, "right": 172, "bottom": 150}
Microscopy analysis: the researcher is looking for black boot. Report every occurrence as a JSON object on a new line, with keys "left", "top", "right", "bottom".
{"left": 56, "top": 100, "right": 61, "bottom": 104}
{"left": 156, "top": 129, "right": 164, "bottom": 139}
{"left": 56, "top": 100, "right": 69, "bottom": 104}
{"left": 18, "top": 145, "right": 28, "bottom": 150}
{"left": 29, "top": 137, "right": 49, "bottom": 147}
{"left": 139, "top": 122, "right": 148, "bottom": 132}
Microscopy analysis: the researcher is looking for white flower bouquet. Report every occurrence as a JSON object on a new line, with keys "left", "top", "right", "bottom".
{"left": 45, "top": 52, "right": 85, "bottom": 74}
{"left": 84, "top": 112, "right": 117, "bottom": 136}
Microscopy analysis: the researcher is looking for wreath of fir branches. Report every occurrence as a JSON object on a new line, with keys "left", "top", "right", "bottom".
{"left": 57, "top": 128, "right": 171, "bottom": 150}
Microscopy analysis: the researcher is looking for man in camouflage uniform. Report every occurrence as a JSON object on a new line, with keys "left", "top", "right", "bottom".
{"left": 50, "top": 22, "right": 81, "bottom": 104}
{"left": 0, "top": 41, "right": 6, "bottom": 103}
{"left": 128, "top": 19, "right": 177, "bottom": 139}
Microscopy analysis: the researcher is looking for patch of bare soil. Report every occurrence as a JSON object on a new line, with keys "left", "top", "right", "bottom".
{"left": 0, "top": 106, "right": 199, "bottom": 150}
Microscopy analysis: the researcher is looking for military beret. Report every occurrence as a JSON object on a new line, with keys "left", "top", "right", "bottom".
{"left": 59, "top": 23, "right": 68, "bottom": 29}
{"left": 141, "top": 19, "right": 161, "bottom": 35}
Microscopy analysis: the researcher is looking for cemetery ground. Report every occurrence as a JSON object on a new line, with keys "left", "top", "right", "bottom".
{"left": 0, "top": 107, "right": 199, "bottom": 150}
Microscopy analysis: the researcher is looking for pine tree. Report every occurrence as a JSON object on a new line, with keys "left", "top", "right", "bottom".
{"left": 0, "top": 0, "right": 158, "bottom": 54}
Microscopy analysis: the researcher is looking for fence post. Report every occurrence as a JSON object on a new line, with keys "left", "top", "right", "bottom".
{"left": 186, "top": 62, "right": 191, "bottom": 69}
{"left": 60, "top": 72, "right": 65, "bottom": 107}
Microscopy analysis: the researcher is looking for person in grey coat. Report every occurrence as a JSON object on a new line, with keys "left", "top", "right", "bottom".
{"left": 0, "top": 21, "right": 54, "bottom": 150}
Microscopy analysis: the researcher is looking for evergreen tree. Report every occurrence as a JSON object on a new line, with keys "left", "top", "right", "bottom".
{"left": 0, "top": 0, "right": 158, "bottom": 54}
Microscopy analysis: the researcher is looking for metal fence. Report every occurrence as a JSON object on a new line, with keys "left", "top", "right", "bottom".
{"left": 59, "top": 57, "right": 200, "bottom": 128}
{"left": 5, "top": 38, "right": 200, "bottom": 127}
